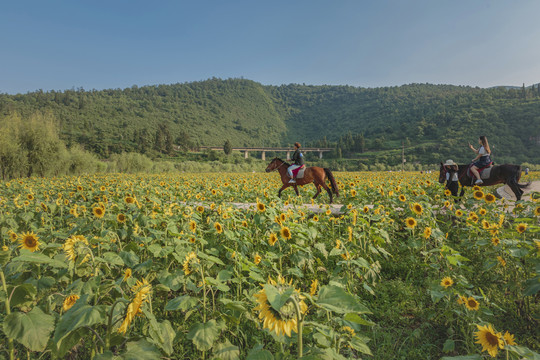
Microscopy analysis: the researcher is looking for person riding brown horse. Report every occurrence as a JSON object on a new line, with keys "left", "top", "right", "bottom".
{"left": 265, "top": 158, "right": 339, "bottom": 203}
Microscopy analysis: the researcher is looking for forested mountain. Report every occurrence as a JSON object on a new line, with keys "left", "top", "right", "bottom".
{"left": 1, "top": 78, "right": 539, "bottom": 164}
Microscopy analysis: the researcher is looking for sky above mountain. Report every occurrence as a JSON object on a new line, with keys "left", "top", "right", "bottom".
{"left": 2, "top": 0, "right": 540, "bottom": 94}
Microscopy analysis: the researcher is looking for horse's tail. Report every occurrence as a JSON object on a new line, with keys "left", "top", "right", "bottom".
{"left": 324, "top": 168, "right": 339, "bottom": 197}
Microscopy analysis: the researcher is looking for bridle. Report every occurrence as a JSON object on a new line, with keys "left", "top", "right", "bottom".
{"left": 268, "top": 159, "right": 287, "bottom": 172}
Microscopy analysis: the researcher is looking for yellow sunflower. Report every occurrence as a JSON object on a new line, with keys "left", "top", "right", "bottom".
{"left": 491, "top": 237, "right": 500, "bottom": 246}
{"left": 455, "top": 209, "right": 463, "bottom": 217}
{"left": 280, "top": 226, "right": 292, "bottom": 240}
{"left": 497, "top": 256, "right": 506, "bottom": 267}
{"left": 411, "top": 203, "right": 423, "bottom": 215}
{"left": 253, "top": 276, "right": 308, "bottom": 337}
{"left": 268, "top": 233, "right": 278, "bottom": 246}
{"left": 440, "top": 277, "right": 453, "bottom": 288}
{"left": 309, "top": 279, "right": 318, "bottom": 296}
{"left": 423, "top": 227, "right": 432, "bottom": 239}
{"left": 502, "top": 331, "right": 516, "bottom": 346}
{"left": 484, "top": 193, "right": 496, "bottom": 203}
{"left": 254, "top": 253, "right": 262, "bottom": 265}
{"left": 183, "top": 252, "right": 198, "bottom": 275}
{"left": 214, "top": 222, "right": 223, "bottom": 234}
{"left": 19, "top": 232, "right": 40, "bottom": 252}
{"left": 62, "top": 295, "right": 80, "bottom": 312}
{"left": 465, "top": 296, "right": 480, "bottom": 311}
{"left": 118, "top": 279, "right": 152, "bottom": 334}
{"left": 473, "top": 190, "right": 484, "bottom": 200}
{"left": 350, "top": 189, "right": 357, "bottom": 197}
{"left": 444, "top": 189, "right": 451, "bottom": 196}
{"left": 124, "top": 196, "right": 136, "bottom": 204}
{"left": 123, "top": 268, "right": 132, "bottom": 281}
{"left": 117, "top": 213, "right": 126, "bottom": 223}
{"left": 8, "top": 231, "right": 18, "bottom": 243}
{"left": 257, "top": 201, "right": 266, "bottom": 212}
{"left": 516, "top": 223, "right": 527, "bottom": 234}
{"left": 63, "top": 235, "right": 89, "bottom": 262}
{"left": 475, "top": 324, "right": 503, "bottom": 358}
{"left": 196, "top": 205, "right": 204, "bottom": 213}
{"left": 398, "top": 194, "right": 406, "bottom": 202}
{"left": 93, "top": 206, "right": 105, "bottom": 218}
{"left": 405, "top": 217, "right": 417, "bottom": 229}
{"left": 189, "top": 220, "right": 197, "bottom": 233}
{"left": 535, "top": 206, "right": 540, "bottom": 217}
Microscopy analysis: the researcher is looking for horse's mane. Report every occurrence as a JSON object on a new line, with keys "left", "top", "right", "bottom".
{"left": 273, "top": 158, "right": 291, "bottom": 167}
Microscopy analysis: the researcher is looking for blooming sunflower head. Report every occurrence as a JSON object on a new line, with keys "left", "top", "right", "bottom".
{"left": 405, "top": 217, "right": 417, "bottom": 229}
{"left": 484, "top": 193, "right": 496, "bottom": 203}
{"left": 516, "top": 223, "right": 527, "bottom": 234}
{"left": 473, "top": 190, "right": 484, "bottom": 200}
{"left": 280, "top": 227, "right": 291, "bottom": 240}
{"left": 93, "top": 206, "right": 105, "bottom": 218}
{"left": 268, "top": 233, "right": 278, "bottom": 246}
{"left": 440, "top": 277, "right": 453, "bottom": 289}
{"left": 63, "top": 235, "right": 89, "bottom": 262}
{"left": 253, "top": 276, "right": 308, "bottom": 337}
{"left": 423, "top": 227, "right": 432, "bottom": 239}
{"left": 455, "top": 209, "right": 463, "bottom": 217}
{"left": 19, "top": 232, "right": 40, "bottom": 252}
{"left": 399, "top": 194, "right": 406, "bottom": 202}
{"left": 254, "top": 253, "right": 262, "bottom": 265}
{"left": 411, "top": 203, "right": 423, "bottom": 215}
{"left": 475, "top": 324, "right": 503, "bottom": 358}
{"left": 535, "top": 206, "right": 540, "bottom": 217}
{"left": 257, "top": 201, "right": 266, "bottom": 212}
{"left": 502, "top": 331, "right": 516, "bottom": 346}
{"left": 189, "top": 220, "right": 197, "bottom": 232}
{"left": 465, "top": 296, "right": 480, "bottom": 311}
{"left": 62, "top": 295, "right": 80, "bottom": 312}
{"left": 117, "top": 213, "right": 126, "bottom": 223}
{"left": 183, "top": 252, "right": 198, "bottom": 275}
{"left": 214, "top": 222, "right": 223, "bottom": 234}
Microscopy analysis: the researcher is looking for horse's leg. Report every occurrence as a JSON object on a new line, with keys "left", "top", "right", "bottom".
{"left": 320, "top": 182, "right": 333, "bottom": 204}
{"left": 508, "top": 179, "right": 522, "bottom": 201}
{"left": 278, "top": 184, "right": 289, "bottom": 198}
{"left": 312, "top": 184, "right": 321, "bottom": 199}
{"left": 293, "top": 184, "right": 300, "bottom": 196}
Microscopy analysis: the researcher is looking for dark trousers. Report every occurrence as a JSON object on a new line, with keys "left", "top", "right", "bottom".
{"left": 446, "top": 181, "right": 459, "bottom": 197}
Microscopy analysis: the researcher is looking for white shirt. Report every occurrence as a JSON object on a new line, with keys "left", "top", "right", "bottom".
{"left": 478, "top": 146, "right": 489, "bottom": 157}
{"left": 446, "top": 172, "right": 458, "bottom": 181}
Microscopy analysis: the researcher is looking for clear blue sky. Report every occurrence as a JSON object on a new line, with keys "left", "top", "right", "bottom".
{"left": 2, "top": 0, "right": 540, "bottom": 94}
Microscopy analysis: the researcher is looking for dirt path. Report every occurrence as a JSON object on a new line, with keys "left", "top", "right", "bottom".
{"left": 208, "top": 181, "right": 540, "bottom": 216}
{"left": 496, "top": 180, "right": 540, "bottom": 201}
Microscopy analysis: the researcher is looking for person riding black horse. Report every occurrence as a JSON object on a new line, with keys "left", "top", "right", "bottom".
{"left": 468, "top": 135, "right": 492, "bottom": 185}
{"left": 287, "top": 142, "right": 305, "bottom": 183}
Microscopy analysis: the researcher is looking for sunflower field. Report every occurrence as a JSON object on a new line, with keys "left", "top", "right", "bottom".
{"left": 0, "top": 171, "right": 538, "bottom": 359}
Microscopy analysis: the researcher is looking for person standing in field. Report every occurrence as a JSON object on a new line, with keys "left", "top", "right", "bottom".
{"left": 469, "top": 135, "right": 492, "bottom": 185}
{"left": 287, "top": 142, "right": 305, "bottom": 183}
{"left": 443, "top": 159, "right": 459, "bottom": 196}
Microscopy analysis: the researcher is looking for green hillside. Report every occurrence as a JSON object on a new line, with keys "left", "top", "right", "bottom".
{"left": 1, "top": 79, "right": 539, "bottom": 164}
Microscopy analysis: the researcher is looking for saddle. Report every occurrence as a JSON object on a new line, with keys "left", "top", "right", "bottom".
{"left": 467, "top": 162, "right": 493, "bottom": 180}
{"left": 292, "top": 166, "right": 306, "bottom": 179}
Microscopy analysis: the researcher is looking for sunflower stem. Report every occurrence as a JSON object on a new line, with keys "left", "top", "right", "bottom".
{"left": 287, "top": 296, "right": 303, "bottom": 358}
{"left": 0, "top": 270, "right": 14, "bottom": 360}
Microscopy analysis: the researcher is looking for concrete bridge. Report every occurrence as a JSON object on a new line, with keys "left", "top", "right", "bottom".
{"left": 199, "top": 146, "right": 333, "bottom": 160}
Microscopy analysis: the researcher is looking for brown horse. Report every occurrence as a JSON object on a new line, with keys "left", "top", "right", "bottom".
{"left": 265, "top": 158, "right": 339, "bottom": 203}
{"left": 438, "top": 163, "right": 529, "bottom": 200}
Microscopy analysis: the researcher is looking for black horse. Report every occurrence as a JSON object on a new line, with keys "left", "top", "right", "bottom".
{"left": 438, "top": 163, "right": 529, "bottom": 200}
